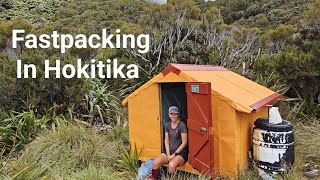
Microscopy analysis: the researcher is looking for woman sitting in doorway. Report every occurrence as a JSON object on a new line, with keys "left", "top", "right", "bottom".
{"left": 149, "top": 106, "right": 188, "bottom": 180}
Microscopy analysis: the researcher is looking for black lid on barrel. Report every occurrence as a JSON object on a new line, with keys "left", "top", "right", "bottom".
{"left": 254, "top": 118, "right": 293, "bottom": 132}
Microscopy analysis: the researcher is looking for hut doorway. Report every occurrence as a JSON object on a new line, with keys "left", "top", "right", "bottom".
{"left": 160, "top": 83, "right": 188, "bottom": 154}
{"left": 159, "top": 82, "right": 214, "bottom": 175}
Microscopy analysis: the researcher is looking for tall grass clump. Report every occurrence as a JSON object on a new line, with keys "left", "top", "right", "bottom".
{"left": 0, "top": 170, "right": 11, "bottom": 180}
{"left": 294, "top": 120, "right": 320, "bottom": 164}
{"left": 170, "top": 171, "right": 210, "bottom": 180}
{"left": 0, "top": 104, "right": 80, "bottom": 154}
{"left": 237, "top": 169, "right": 259, "bottom": 180}
{"left": 106, "top": 114, "right": 129, "bottom": 144}
{"left": 115, "top": 144, "right": 141, "bottom": 178}
{"left": 66, "top": 164, "right": 120, "bottom": 180}
{"left": 254, "top": 72, "right": 289, "bottom": 95}
{"left": 6, "top": 120, "right": 119, "bottom": 179}
{"left": 0, "top": 109, "right": 50, "bottom": 153}
{"left": 83, "top": 79, "right": 130, "bottom": 125}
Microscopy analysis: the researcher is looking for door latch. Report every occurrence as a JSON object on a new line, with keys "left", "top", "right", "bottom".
{"left": 200, "top": 127, "right": 207, "bottom": 132}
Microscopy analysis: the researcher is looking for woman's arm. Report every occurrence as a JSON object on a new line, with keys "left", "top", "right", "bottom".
{"left": 174, "top": 133, "right": 187, "bottom": 155}
{"left": 165, "top": 132, "right": 170, "bottom": 157}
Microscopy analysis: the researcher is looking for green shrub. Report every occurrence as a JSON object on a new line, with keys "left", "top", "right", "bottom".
{"left": 0, "top": 50, "right": 89, "bottom": 115}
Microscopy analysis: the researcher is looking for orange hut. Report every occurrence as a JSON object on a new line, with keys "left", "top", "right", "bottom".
{"left": 122, "top": 64, "right": 281, "bottom": 178}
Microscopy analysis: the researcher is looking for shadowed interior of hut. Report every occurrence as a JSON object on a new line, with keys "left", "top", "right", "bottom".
{"left": 159, "top": 83, "right": 189, "bottom": 161}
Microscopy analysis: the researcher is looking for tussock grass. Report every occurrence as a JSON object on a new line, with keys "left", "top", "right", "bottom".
{"left": 6, "top": 122, "right": 119, "bottom": 179}
{"left": 237, "top": 169, "right": 259, "bottom": 180}
{"left": 172, "top": 171, "right": 210, "bottom": 180}
{"left": 115, "top": 144, "right": 141, "bottom": 178}
{"left": 294, "top": 120, "right": 320, "bottom": 164}
{"left": 3, "top": 113, "right": 319, "bottom": 180}
{"left": 66, "top": 164, "right": 119, "bottom": 180}
{"left": 106, "top": 115, "right": 129, "bottom": 144}
{"left": 237, "top": 167, "right": 303, "bottom": 180}
{"left": 278, "top": 166, "right": 302, "bottom": 180}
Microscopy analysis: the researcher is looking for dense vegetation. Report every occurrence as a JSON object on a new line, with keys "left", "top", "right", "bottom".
{"left": 0, "top": 0, "right": 319, "bottom": 179}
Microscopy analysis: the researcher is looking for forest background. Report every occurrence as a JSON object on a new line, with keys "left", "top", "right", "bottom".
{"left": 0, "top": 0, "right": 319, "bottom": 179}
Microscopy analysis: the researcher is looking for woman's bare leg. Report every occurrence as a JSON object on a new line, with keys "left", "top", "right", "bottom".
{"left": 152, "top": 153, "right": 169, "bottom": 169}
{"left": 168, "top": 155, "right": 184, "bottom": 173}
{"left": 150, "top": 153, "right": 169, "bottom": 180}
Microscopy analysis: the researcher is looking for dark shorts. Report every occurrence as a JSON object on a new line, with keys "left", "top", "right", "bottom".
{"left": 162, "top": 151, "right": 188, "bottom": 163}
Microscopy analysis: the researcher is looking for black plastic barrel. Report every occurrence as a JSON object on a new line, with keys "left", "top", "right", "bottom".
{"left": 252, "top": 118, "right": 294, "bottom": 174}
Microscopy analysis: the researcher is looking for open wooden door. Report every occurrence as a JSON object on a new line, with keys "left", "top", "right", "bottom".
{"left": 186, "top": 82, "right": 214, "bottom": 177}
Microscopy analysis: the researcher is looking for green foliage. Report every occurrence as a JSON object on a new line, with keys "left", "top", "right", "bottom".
{"left": 213, "top": 0, "right": 310, "bottom": 28}
{"left": 260, "top": 24, "right": 294, "bottom": 53}
{"left": 106, "top": 115, "right": 129, "bottom": 144}
{"left": 254, "top": 47, "right": 320, "bottom": 117}
{"left": 115, "top": 144, "right": 141, "bottom": 177}
{"left": 254, "top": 72, "right": 289, "bottom": 95}
{"left": 0, "top": 0, "right": 68, "bottom": 27}
{"left": 51, "top": 0, "right": 146, "bottom": 32}
{"left": 275, "top": 48, "right": 319, "bottom": 100}
{"left": 237, "top": 166, "right": 302, "bottom": 180}
{"left": 0, "top": 0, "right": 319, "bottom": 179}
{"left": 0, "top": 108, "right": 51, "bottom": 153}
{"left": 278, "top": 166, "right": 302, "bottom": 180}
{"left": 6, "top": 121, "right": 118, "bottom": 179}
{"left": 82, "top": 79, "right": 129, "bottom": 125}
{"left": 0, "top": 50, "right": 89, "bottom": 115}
{"left": 302, "top": 0, "right": 320, "bottom": 24}
{"left": 0, "top": 170, "right": 11, "bottom": 180}
{"left": 237, "top": 168, "right": 259, "bottom": 180}
{"left": 294, "top": 121, "right": 320, "bottom": 169}
{"left": 66, "top": 164, "right": 120, "bottom": 180}
{"left": 205, "top": 6, "right": 223, "bottom": 24}
{"left": 170, "top": 171, "right": 210, "bottom": 180}
{"left": 254, "top": 13, "right": 320, "bottom": 117}
{"left": 285, "top": 97, "right": 320, "bottom": 119}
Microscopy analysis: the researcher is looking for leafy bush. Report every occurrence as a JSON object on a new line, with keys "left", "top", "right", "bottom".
{"left": 0, "top": 0, "right": 68, "bottom": 27}
{"left": 0, "top": 50, "right": 89, "bottom": 115}
{"left": 0, "top": 0, "right": 12, "bottom": 10}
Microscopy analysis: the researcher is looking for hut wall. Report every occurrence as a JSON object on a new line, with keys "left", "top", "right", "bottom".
{"left": 211, "top": 92, "right": 238, "bottom": 177}
{"left": 235, "top": 109, "right": 268, "bottom": 170}
{"left": 128, "top": 83, "right": 161, "bottom": 160}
